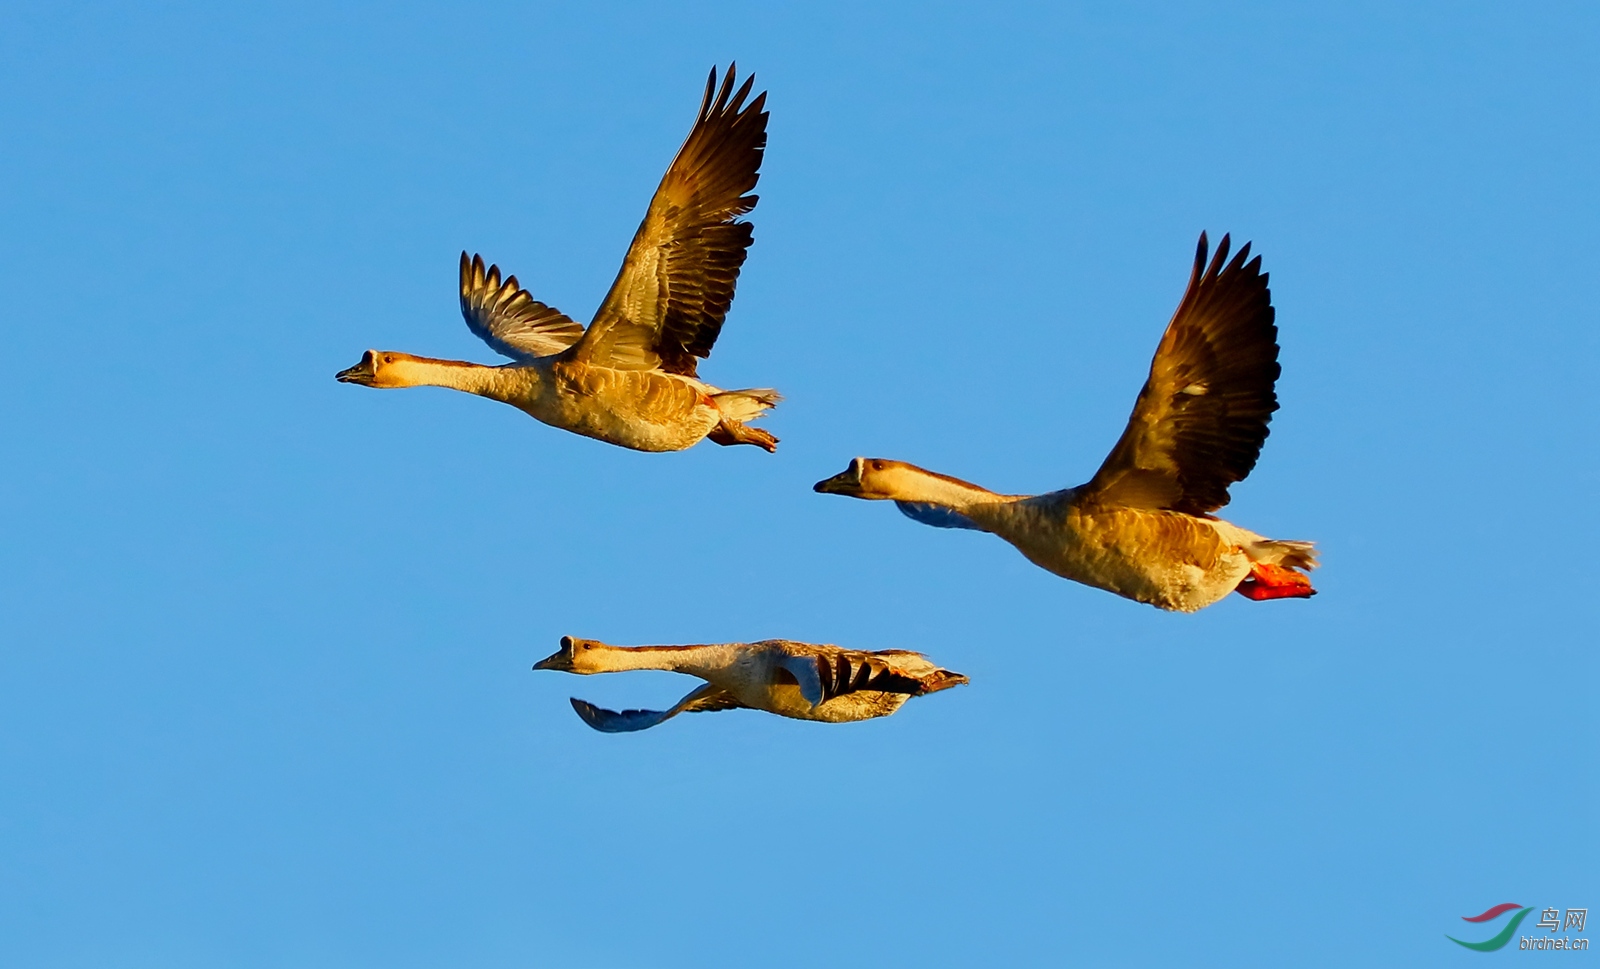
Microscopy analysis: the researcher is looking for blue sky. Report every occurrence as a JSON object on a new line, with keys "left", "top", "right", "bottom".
{"left": 1, "top": 2, "right": 1594, "bottom": 966}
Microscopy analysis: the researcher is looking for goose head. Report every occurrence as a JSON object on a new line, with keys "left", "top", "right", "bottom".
{"left": 532, "top": 635, "right": 610, "bottom": 674}
{"left": 813, "top": 457, "right": 924, "bottom": 500}
{"left": 335, "top": 350, "right": 421, "bottom": 388}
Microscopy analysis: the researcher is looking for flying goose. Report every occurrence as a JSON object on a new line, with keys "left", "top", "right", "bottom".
{"left": 814, "top": 233, "right": 1317, "bottom": 612}
{"left": 336, "top": 66, "right": 780, "bottom": 452}
{"left": 532, "top": 636, "right": 968, "bottom": 731}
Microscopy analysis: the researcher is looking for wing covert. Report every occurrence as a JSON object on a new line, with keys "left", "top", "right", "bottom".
{"left": 1083, "top": 232, "right": 1281, "bottom": 514}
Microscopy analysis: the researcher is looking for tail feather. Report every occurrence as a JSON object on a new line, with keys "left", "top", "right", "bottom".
{"left": 916, "top": 670, "right": 970, "bottom": 695}
{"left": 711, "top": 387, "right": 781, "bottom": 423}
{"left": 1246, "top": 539, "right": 1318, "bottom": 571}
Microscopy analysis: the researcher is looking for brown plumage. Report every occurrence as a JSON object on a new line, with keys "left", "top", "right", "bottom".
{"left": 813, "top": 232, "right": 1318, "bottom": 612}
{"left": 335, "top": 65, "right": 780, "bottom": 453}
{"left": 777, "top": 648, "right": 966, "bottom": 703}
{"left": 532, "top": 637, "right": 969, "bottom": 731}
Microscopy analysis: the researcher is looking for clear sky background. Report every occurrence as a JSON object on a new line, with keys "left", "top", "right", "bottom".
{"left": 1, "top": 2, "right": 1595, "bottom": 966}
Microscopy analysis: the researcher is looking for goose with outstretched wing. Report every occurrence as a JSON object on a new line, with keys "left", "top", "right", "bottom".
{"left": 814, "top": 233, "right": 1318, "bottom": 612}
{"left": 336, "top": 65, "right": 780, "bottom": 452}
{"left": 533, "top": 636, "right": 968, "bottom": 732}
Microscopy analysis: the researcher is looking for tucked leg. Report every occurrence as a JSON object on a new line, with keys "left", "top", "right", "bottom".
{"left": 1234, "top": 562, "right": 1317, "bottom": 601}
{"left": 708, "top": 417, "right": 778, "bottom": 452}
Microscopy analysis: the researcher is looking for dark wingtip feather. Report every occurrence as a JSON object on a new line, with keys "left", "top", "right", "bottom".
{"left": 1208, "top": 233, "right": 1232, "bottom": 278}
{"left": 713, "top": 63, "right": 737, "bottom": 113}
{"left": 731, "top": 72, "right": 756, "bottom": 112}
{"left": 461, "top": 252, "right": 486, "bottom": 298}
{"left": 699, "top": 66, "right": 717, "bottom": 119}
{"left": 569, "top": 697, "right": 607, "bottom": 731}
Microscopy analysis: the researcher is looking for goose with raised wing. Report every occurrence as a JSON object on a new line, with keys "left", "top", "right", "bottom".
{"left": 532, "top": 636, "right": 968, "bottom": 732}
{"left": 335, "top": 66, "right": 780, "bottom": 452}
{"left": 814, "top": 233, "right": 1317, "bottom": 612}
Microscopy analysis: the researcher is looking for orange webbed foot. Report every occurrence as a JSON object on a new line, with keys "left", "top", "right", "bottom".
{"left": 1234, "top": 563, "right": 1317, "bottom": 601}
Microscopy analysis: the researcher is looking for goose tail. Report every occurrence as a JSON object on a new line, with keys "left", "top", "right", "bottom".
{"left": 1247, "top": 538, "right": 1318, "bottom": 571}
{"left": 916, "top": 670, "right": 970, "bottom": 695}
{"left": 710, "top": 387, "right": 781, "bottom": 423}
{"left": 1235, "top": 539, "right": 1318, "bottom": 601}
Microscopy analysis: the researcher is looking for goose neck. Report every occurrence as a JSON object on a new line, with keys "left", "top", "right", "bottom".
{"left": 588, "top": 643, "right": 741, "bottom": 679}
{"left": 387, "top": 355, "right": 530, "bottom": 399}
{"left": 881, "top": 465, "right": 998, "bottom": 512}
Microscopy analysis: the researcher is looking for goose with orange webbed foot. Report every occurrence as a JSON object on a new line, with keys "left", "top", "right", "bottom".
{"left": 814, "top": 233, "right": 1317, "bottom": 612}
{"left": 335, "top": 65, "right": 779, "bottom": 453}
{"left": 532, "top": 636, "right": 968, "bottom": 732}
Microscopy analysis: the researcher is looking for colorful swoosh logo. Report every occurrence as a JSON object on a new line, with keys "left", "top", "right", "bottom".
{"left": 1463, "top": 903, "right": 1525, "bottom": 923}
{"left": 1448, "top": 903, "right": 1533, "bottom": 951}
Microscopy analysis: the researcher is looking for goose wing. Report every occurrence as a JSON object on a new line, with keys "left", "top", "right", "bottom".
{"left": 1082, "top": 232, "right": 1280, "bottom": 515}
{"left": 566, "top": 65, "right": 768, "bottom": 376}
{"left": 458, "top": 252, "right": 586, "bottom": 360}
{"left": 777, "top": 649, "right": 952, "bottom": 708}
{"left": 569, "top": 684, "right": 745, "bottom": 733}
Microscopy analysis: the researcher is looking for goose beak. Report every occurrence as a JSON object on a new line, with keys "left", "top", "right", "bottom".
{"left": 531, "top": 650, "right": 570, "bottom": 672}
{"left": 336, "top": 351, "right": 377, "bottom": 385}
{"left": 813, "top": 460, "right": 864, "bottom": 496}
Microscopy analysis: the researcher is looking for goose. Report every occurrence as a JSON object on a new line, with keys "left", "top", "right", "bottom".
{"left": 532, "top": 636, "right": 968, "bottom": 732}
{"left": 814, "top": 232, "right": 1317, "bottom": 613}
{"left": 335, "top": 65, "right": 780, "bottom": 453}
